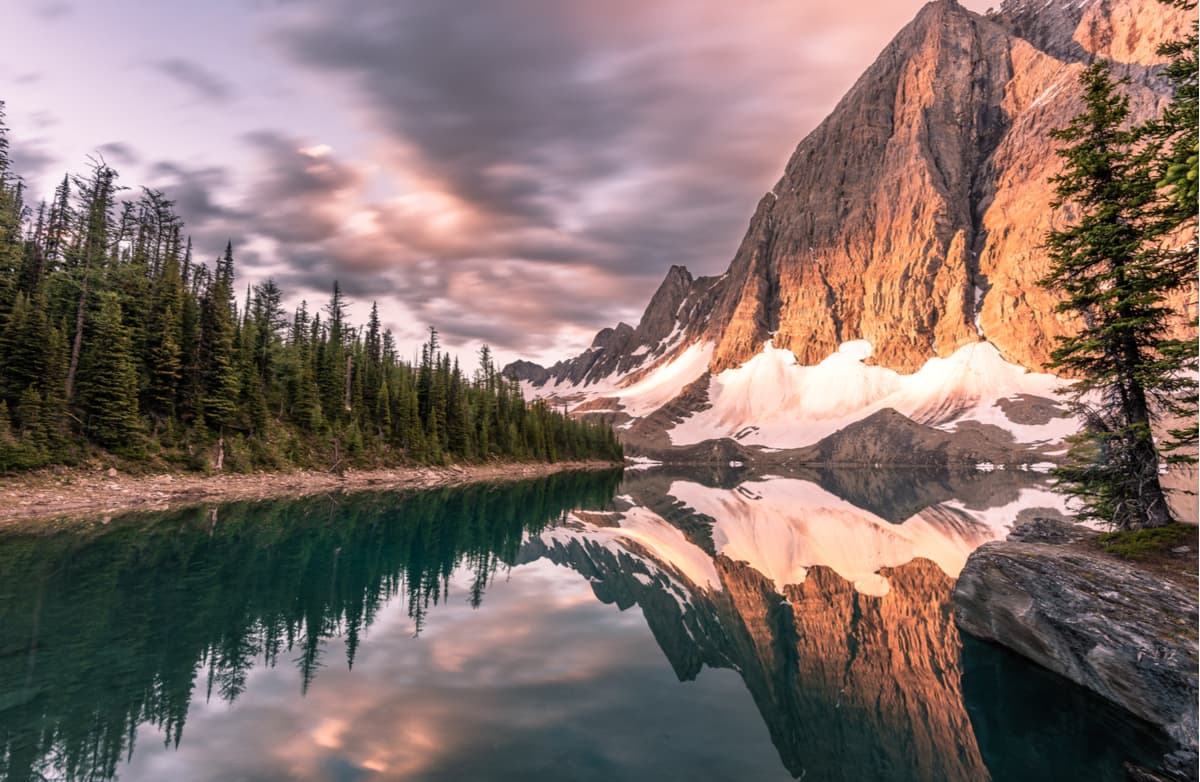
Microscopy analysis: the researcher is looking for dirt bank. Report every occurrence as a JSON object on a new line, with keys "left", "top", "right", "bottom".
{"left": 0, "top": 460, "right": 622, "bottom": 529}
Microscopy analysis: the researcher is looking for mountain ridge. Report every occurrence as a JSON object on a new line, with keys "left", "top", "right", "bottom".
{"left": 505, "top": 0, "right": 1193, "bottom": 460}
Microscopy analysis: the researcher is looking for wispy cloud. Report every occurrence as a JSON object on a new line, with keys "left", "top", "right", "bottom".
{"left": 152, "top": 58, "right": 236, "bottom": 103}
{"left": 33, "top": 2, "right": 74, "bottom": 20}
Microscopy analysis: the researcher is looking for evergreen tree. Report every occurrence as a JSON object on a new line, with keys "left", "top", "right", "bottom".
{"left": 319, "top": 282, "right": 348, "bottom": 424}
{"left": 198, "top": 242, "right": 241, "bottom": 430}
{"left": 64, "top": 162, "right": 119, "bottom": 404}
{"left": 15, "top": 385, "right": 48, "bottom": 459}
{"left": 0, "top": 113, "right": 622, "bottom": 473}
{"left": 0, "top": 401, "right": 19, "bottom": 470}
{"left": 1142, "top": 0, "right": 1200, "bottom": 459}
{"left": 79, "top": 293, "right": 141, "bottom": 453}
{"left": 1148, "top": 0, "right": 1199, "bottom": 224}
{"left": 41, "top": 323, "right": 69, "bottom": 458}
{"left": 1040, "top": 62, "right": 1189, "bottom": 530}
{"left": 0, "top": 292, "right": 47, "bottom": 407}
{"left": 375, "top": 379, "right": 392, "bottom": 439}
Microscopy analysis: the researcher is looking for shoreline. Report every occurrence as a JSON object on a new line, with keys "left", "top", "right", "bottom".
{"left": 0, "top": 460, "right": 623, "bottom": 529}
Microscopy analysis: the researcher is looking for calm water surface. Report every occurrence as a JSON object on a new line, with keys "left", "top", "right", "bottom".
{"left": 0, "top": 466, "right": 1170, "bottom": 781}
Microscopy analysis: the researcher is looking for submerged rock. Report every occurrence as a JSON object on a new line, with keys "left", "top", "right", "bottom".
{"left": 953, "top": 519, "right": 1199, "bottom": 755}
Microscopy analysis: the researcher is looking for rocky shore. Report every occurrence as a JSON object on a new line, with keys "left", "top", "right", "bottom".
{"left": 954, "top": 518, "right": 1199, "bottom": 779}
{"left": 0, "top": 460, "right": 622, "bottom": 529}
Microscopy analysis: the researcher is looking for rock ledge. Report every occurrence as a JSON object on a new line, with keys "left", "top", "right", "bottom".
{"left": 953, "top": 518, "right": 1199, "bottom": 754}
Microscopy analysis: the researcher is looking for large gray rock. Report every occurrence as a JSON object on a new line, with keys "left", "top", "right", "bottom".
{"left": 953, "top": 519, "right": 1199, "bottom": 751}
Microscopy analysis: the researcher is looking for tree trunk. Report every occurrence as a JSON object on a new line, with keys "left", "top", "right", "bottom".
{"left": 1120, "top": 333, "right": 1173, "bottom": 529}
{"left": 63, "top": 265, "right": 90, "bottom": 403}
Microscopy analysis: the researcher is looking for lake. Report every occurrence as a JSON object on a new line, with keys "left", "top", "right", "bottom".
{"left": 0, "top": 466, "right": 1170, "bottom": 781}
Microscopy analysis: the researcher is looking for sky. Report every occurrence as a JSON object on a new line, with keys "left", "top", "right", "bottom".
{"left": 2, "top": 0, "right": 990, "bottom": 367}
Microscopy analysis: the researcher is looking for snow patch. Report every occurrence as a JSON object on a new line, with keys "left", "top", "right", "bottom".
{"left": 614, "top": 341, "right": 714, "bottom": 417}
{"left": 972, "top": 285, "right": 986, "bottom": 337}
{"left": 669, "top": 340, "right": 1076, "bottom": 449}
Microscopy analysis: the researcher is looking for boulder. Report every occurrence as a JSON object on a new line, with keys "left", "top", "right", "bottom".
{"left": 953, "top": 518, "right": 1199, "bottom": 752}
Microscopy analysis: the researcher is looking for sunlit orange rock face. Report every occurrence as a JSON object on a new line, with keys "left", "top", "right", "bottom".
{"left": 700, "top": 0, "right": 1192, "bottom": 374}
{"left": 511, "top": 0, "right": 1193, "bottom": 391}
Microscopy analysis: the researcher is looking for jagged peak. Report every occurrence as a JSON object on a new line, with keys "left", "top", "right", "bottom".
{"left": 987, "top": 0, "right": 1184, "bottom": 65}
{"left": 663, "top": 264, "right": 693, "bottom": 283}
{"left": 993, "top": 0, "right": 1095, "bottom": 14}
{"left": 905, "top": 0, "right": 982, "bottom": 31}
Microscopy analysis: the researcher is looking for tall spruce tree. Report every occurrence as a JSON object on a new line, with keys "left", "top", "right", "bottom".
{"left": 79, "top": 293, "right": 141, "bottom": 453}
{"left": 198, "top": 241, "right": 242, "bottom": 430}
{"left": 1150, "top": 0, "right": 1199, "bottom": 224}
{"left": 1041, "top": 62, "right": 1188, "bottom": 529}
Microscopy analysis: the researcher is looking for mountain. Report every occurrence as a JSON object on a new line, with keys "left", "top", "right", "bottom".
{"left": 504, "top": 0, "right": 1193, "bottom": 462}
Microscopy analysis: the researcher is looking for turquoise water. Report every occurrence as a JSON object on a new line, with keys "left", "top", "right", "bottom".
{"left": 0, "top": 467, "right": 1169, "bottom": 781}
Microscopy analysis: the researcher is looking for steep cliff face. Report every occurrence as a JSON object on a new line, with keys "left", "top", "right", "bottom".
{"left": 705, "top": 0, "right": 1012, "bottom": 373}
{"left": 506, "top": 0, "right": 1192, "bottom": 455}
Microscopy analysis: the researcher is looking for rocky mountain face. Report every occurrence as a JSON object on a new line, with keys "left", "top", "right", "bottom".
{"left": 505, "top": 0, "right": 1193, "bottom": 458}
{"left": 508, "top": 265, "right": 720, "bottom": 388}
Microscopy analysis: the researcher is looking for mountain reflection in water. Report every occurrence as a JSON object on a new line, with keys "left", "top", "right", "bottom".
{"left": 0, "top": 466, "right": 1169, "bottom": 781}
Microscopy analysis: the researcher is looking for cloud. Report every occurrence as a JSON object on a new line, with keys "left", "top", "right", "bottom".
{"left": 152, "top": 58, "right": 236, "bottom": 103}
{"left": 252, "top": 0, "right": 948, "bottom": 361}
{"left": 32, "top": 2, "right": 74, "bottom": 20}
{"left": 89, "top": 0, "right": 995, "bottom": 365}
{"left": 97, "top": 141, "right": 141, "bottom": 167}
{"left": 8, "top": 138, "right": 56, "bottom": 183}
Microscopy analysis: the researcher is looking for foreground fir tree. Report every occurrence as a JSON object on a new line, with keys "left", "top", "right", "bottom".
{"left": 1041, "top": 62, "right": 1195, "bottom": 530}
{"left": 1149, "top": 0, "right": 1198, "bottom": 225}
{"left": 1144, "top": 0, "right": 1200, "bottom": 459}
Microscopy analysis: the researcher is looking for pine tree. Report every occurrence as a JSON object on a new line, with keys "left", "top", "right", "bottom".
{"left": 1040, "top": 62, "right": 1186, "bottom": 530}
{"left": 15, "top": 384, "right": 48, "bottom": 459}
{"left": 375, "top": 379, "right": 392, "bottom": 439}
{"left": 1149, "top": 0, "right": 1199, "bottom": 225}
{"left": 294, "top": 353, "right": 324, "bottom": 433}
{"left": 199, "top": 242, "right": 242, "bottom": 430}
{"left": 318, "top": 282, "right": 347, "bottom": 425}
{"left": 1142, "top": 0, "right": 1200, "bottom": 459}
{"left": 41, "top": 322, "right": 69, "bottom": 457}
{"left": 0, "top": 400, "right": 19, "bottom": 470}
{"left": 0, "top": 103, "right": 24, "bottom": 316}
{"left": 64, "top": 162, "right": 119, "bottom": 404}
{"left": 79, "top": 293, "right": 141, "bottom": 453}
{"left": 0, "top": 292, "right": 48, "bottom": 407}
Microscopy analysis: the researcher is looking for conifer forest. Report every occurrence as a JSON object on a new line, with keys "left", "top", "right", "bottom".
{"left": 0, "top": 106, "right": 622, "bottom": 472}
